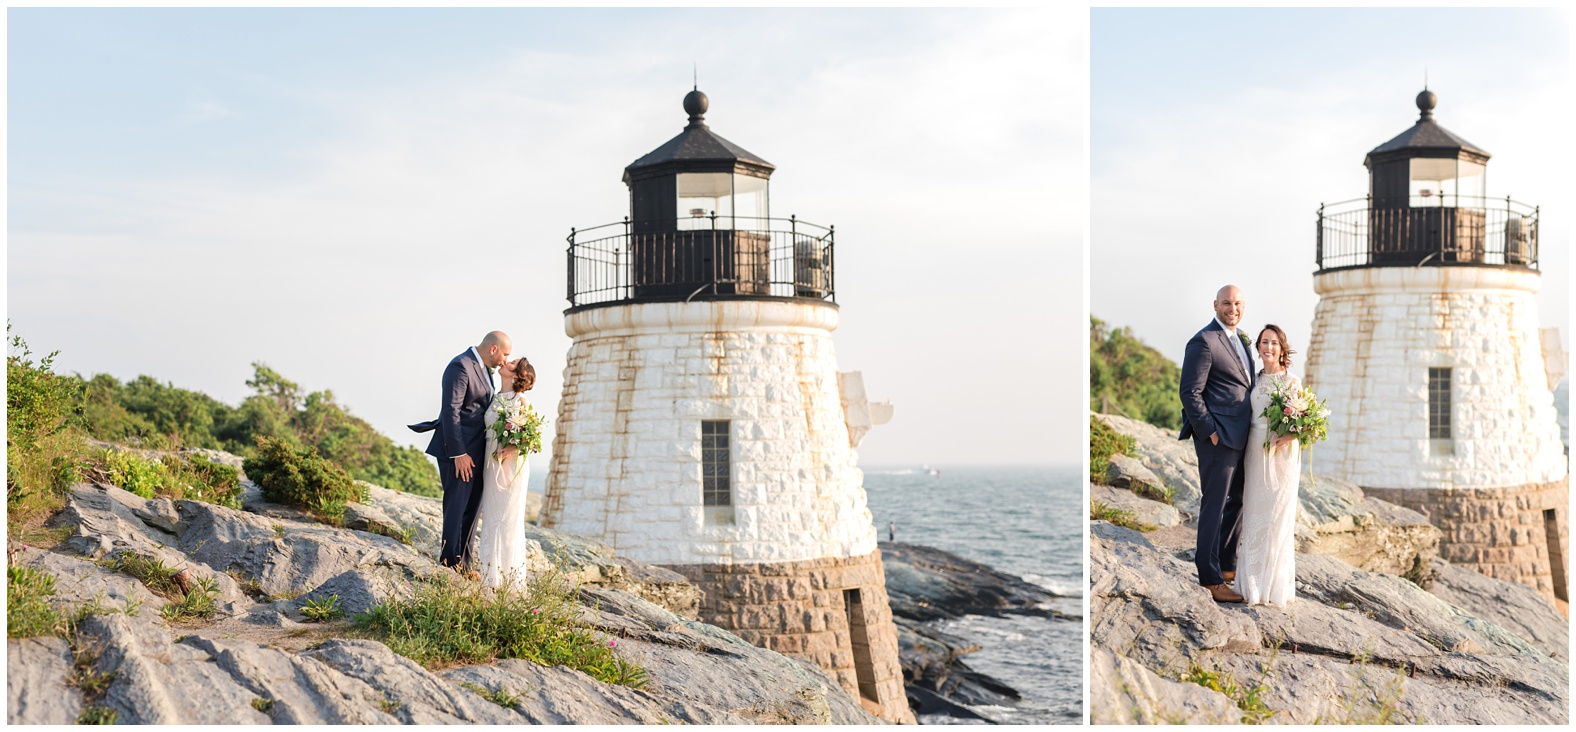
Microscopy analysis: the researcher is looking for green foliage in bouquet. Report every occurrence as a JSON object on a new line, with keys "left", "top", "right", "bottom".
{"left": 1090, "top": 317, "right": 1184, "bottom": 431}
{"left": 243, "top": 436, "right": 368, "bottom": 518}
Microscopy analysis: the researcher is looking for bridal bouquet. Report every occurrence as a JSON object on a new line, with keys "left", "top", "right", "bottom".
{"left": 490, "top": 395, "right": 546, "bottom": 460}
{"left": 1261, "top": 380, "right": 1330, "bottom": 451}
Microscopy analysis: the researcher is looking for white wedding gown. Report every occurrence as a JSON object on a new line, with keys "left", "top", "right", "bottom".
{"left": 1236, "top": 372, "right": 1301, "bottom": 607}
{"left": 471, "top": 390, "right": 532, "bottom": 589}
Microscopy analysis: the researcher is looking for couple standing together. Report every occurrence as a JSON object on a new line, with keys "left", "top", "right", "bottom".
{"left": 411, "top": 331, "right": 538, "bottom": 588}
{"left": 1178, "top": 286, "right": 1301, "bottom": 607}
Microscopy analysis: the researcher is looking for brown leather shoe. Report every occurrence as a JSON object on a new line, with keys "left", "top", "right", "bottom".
{"left": 1204, "top": 583, "right": 1244, "bottom": 603}
{"left": 1222, "top": 570, "right": 1236, "bottom": 582}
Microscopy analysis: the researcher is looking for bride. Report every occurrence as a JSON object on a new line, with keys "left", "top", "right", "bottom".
{"left": 471, "top": 357, "right": 537, "bottom": 589}
{"left": 1235, "top": 324, "right": 1300, "bottom": 607}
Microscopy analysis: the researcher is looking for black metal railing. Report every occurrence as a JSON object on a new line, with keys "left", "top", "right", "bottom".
{"left": 1316, "top": 195, "right": 1539, "bottom": 272}
{"left": 566, "top": 215, "right": 835, "bottom": 309}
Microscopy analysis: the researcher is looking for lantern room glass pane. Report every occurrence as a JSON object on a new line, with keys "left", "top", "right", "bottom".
{"left": 677, "top": 173, "right": 732, "bottom": 231}
{"left": 733, "top": 174, "right": 769, "bottom": 230}
{"left": 1409, "top": 158, "right": 1483, "bottom": 208}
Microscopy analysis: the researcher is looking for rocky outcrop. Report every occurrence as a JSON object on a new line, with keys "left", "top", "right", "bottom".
{"left": 879, "top": 542, "right": 1065, "bottom": 623}
{"left": 1094, "top": 411, "right": 1442, "bottom": 577}
{"left": 1089, "top": 647, "right": 1239, "bottom": 725}
{"left": 1090, "top": 521, "right": 1567, "bottom": 724}
{"left": 8, "top": 478, "right": 879, "bottom": 725}
{"left": 880, "top": 541, "right": 1075, "bottom": 722}
{"left": 1091, "top": 484, "right": 1182, "bottom": 529}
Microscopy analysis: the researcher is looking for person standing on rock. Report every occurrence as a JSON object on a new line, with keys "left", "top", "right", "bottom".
{"left": 409, "top": 331, "right": 511, "bottom": 570}
{"left": 1178, "top": 285, "right": 1254, "bottom": 603}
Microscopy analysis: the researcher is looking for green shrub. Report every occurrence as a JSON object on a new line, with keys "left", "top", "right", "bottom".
{"left": 1090, "top": 317, "right": 1184, "bottom": 430}
{"left": 356, "top": 571, "right": 647, "bottom": 689}
{"left": 243, "top": 436, "right": 367, "bottom": 518}
{"left": 165, "top": 453, "right": 243, "bottom": 509}
{"left": 98, "top": 449, "right": 167, "bottom": 499}
{"left": 76, "top": 707, "right": 118, "bottom": 725}
{"left": 1184, "top": 661, "right": 1273, "bottom": 723}
{"left": 8, "top": 565, "right": 67, "bottom": 638}
{"left": 1090, "top": 415, "right": 1137, "bottom": 484}
{"left": 6, "top": 328, "right": 90, "bottom": 533}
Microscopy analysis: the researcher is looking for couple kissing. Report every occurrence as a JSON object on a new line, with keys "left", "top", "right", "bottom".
{"left": 410, "top": 331, "right": 541, "bottom": 588}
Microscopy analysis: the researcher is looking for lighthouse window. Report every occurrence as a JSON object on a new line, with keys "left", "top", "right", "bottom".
{"left": 1428, "top": 368, "right": 1452, "bottom": 439}
{"left": 677, "top": 173, "right": 733, "bottom": 231}
{"left": 702, "top": 420, "right": 732, "bottom": 507}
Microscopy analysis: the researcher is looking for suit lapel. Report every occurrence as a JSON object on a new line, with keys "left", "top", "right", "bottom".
{"left": 469, "top": 349, "right": 493, "bottom": 399}
{"left": 1212, "top": 324, "right": 1250, "bottom": 384}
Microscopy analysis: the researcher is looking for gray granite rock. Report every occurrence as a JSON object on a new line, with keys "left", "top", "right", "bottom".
{"left": 1089, "top": 517, "right": 1569, "bottom": 724}
{"left": 1429, "top": 558, "right": 1570, "bottom": 660}
{"left": 1088, "top": 647, "right": 1239, "bottom": 724}
{"left": 1096, "top": 413, "right": 1204, "bottom": 514}
{"left": 80, "top": 612, "right": 271, "bottom": 724}
{"left": 6, "top": 636, "right": 82, "bottom": 724}
{"left": 183, "top": 636, "right": 392, "bottom": 724}
{"left": 1092, "top": 484, "right": 1182, "bottom": 529}
{"left": 1105, "top": 453, "right": 1171, "bottom": 500}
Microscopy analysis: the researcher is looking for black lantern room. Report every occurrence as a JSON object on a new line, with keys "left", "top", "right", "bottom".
{"left": 1315, "top": 90, "right": 1537, "bottom": 271}
{"left": 565, "top": 89, "right": 836, "bottom": 309}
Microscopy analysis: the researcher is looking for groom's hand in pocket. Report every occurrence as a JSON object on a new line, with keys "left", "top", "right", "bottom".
{"left": 1210, "top": 433, "right": 1219, "bottom": 446}
{"left": 454, "top": 454, "right": 475, "bottom": 482}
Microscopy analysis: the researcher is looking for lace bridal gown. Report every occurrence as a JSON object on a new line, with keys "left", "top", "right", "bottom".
{"left": 471, "top": 391, "right": 532, "bottom": 589}
{"left": 1236, "top": 371, "right": 1301, "bottom": 607}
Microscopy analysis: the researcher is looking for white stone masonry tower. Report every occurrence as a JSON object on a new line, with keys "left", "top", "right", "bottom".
{"left": 542, "top": 89, "right": 911, "bottom": 721}
{"left": 1306, "top": 90, "right": 1568, "bottom": 607}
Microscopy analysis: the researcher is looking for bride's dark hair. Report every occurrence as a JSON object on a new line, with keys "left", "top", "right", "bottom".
{"left": 1256, "top": 325, "right": 1295, "bottom": 370}
{"left": 512, "top": 358, "right": 536, "bottom": 392}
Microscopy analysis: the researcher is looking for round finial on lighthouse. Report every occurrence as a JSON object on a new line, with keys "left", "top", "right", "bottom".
{"left": 1416, "top": 89, "right": 1437, "bottom": 121}
{"left": 684, "top": 89, "right": 709, "bottom": 128}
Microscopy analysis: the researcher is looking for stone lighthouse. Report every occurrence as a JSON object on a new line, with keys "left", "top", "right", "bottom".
{"left": 542, "top": 88, "right": 910, "bottom": 721}
{"left": 1306, "top": 89, "right": 1568, "bottom": 607}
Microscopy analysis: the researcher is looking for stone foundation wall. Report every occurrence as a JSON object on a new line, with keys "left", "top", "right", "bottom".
{"left": 667, "top": 550, "right": 914, "bottom": 724}
{"left": 1366, "top": 477, "right": 1569, "bottom": 605}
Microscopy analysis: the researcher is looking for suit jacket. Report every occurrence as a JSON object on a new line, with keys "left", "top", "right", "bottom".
{"left": 414, "top": 349, "right": 495, "bottom": 461}
{"left": 1178, "top": 320, "right": 1256, "bottom": 451}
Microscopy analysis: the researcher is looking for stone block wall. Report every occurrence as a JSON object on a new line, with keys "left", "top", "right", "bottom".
{"left": 542, "top": 300, "right": 878, "bottom": 565}
{"left": 1306, "top": 266, "right": 1567, "bottom": 490}
{"left": 1367, "top": 477, "right": 1569, "bottom": 605}
{"left": 668, "top": 550, "right": 913, "bottom": 724}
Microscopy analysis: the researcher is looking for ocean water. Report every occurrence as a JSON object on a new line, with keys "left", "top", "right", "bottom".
{"left": 864, "top": 464, "right": 1084, "bottom": 725}
{"left": 525, "top": 464, "right": 1085, "bottom": 723}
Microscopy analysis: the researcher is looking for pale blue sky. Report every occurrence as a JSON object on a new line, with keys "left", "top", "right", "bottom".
{"left": 1093, "top": 7, "right": 1570, "bottom": 368}
{"left": 7, "top": 8, "right": 1085, "bottom": 466}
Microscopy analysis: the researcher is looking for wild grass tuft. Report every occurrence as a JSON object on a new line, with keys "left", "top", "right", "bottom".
{"left": 1183, "top": 661, "right": 1273, "bottom": 724}
{"left": 461, "top": 681, "right": 523, "bottom": 708}
{"left": 7, "top": 564, "right": 68, "bottom": 638}
{"left": 1090, "top": 500, "right": 1157, "bottom": 532}
{"left": 76, "top": 707, "right": 118, "bottom": 725}
{"left": 356, "top": 570, "right": 648, "bottom": 689}
{"left": 301, "top": 594, "right": 345, "bottom": 622}
{"left": 160, "top": 576, "right": 219, "bottom": 621}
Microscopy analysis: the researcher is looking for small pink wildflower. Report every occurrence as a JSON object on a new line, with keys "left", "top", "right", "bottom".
{"left": 609, "top": 639, "right": 617, "bottom": 648}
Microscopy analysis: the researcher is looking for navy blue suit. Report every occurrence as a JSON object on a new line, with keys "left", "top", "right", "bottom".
{"left": 1178, "top": 320, "right": 1256, "bottom": 586}
{"left": 410, "top": 349, "right": 494, "bottom": 568}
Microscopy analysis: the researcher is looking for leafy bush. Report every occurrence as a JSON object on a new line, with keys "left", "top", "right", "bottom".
{"left": 1089, "top": 415, "right": 1137, "bottom": 484}
{"left": 80, "top": 363, "right": 441, "bottom": 498}
{"left": 1090, "top": 317, "right": 1184, "bottom": 430}
{"left": 244, "top": 436, "right": 368, "bottom": 518}
{"left": 6, "top": 328, "right": 89, "bottom": 528}
{"left": 98, "top": 449, "right": 166, "bottom": 499}
{"left": 8, "top": 565, "right": 66, "bottom": 638}
{"left": 356, "top": 571, "right": 648, "bottom": 689}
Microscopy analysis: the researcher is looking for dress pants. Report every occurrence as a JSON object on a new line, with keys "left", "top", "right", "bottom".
{"left": 1193, "top": 434, "right": 1246, "bottom": 586}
